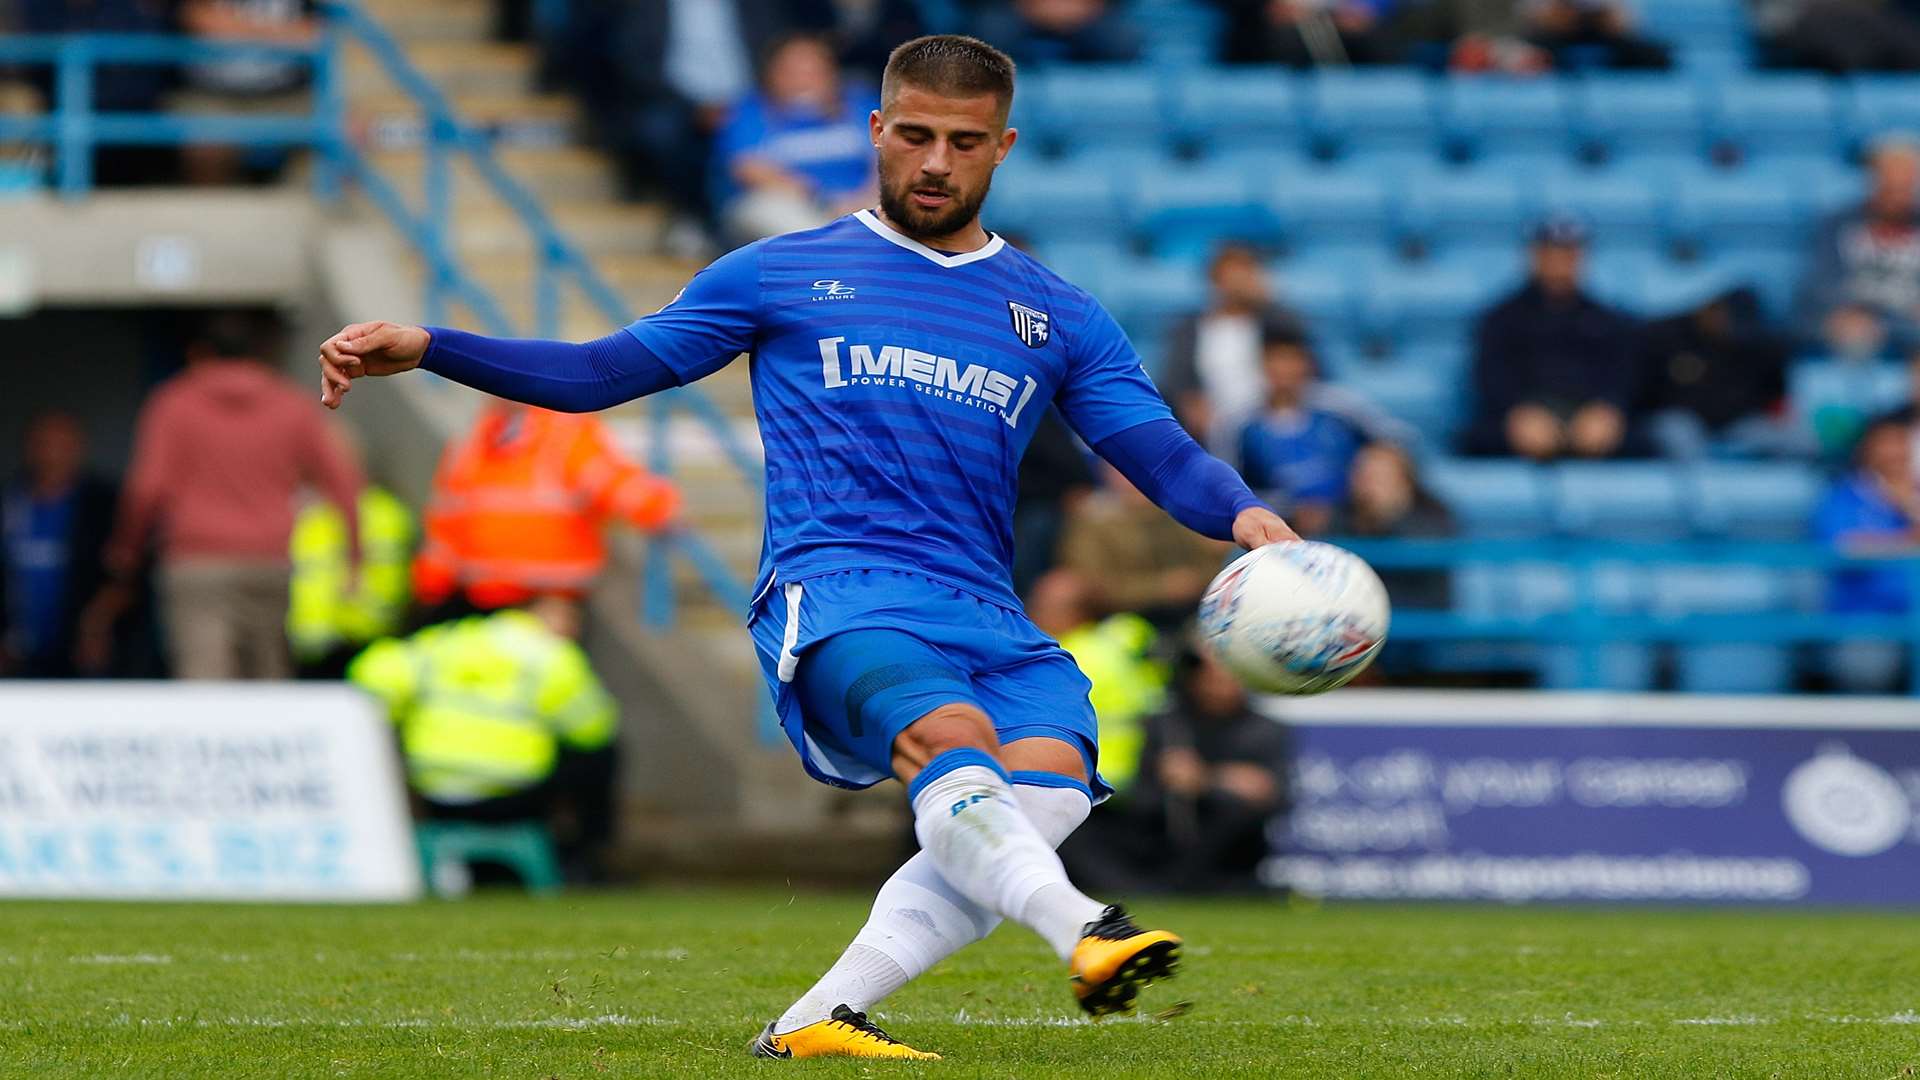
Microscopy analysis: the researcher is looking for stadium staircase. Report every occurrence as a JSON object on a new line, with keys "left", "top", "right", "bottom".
{"left": 325, "top": 0, "right": 900, "bottom": 880}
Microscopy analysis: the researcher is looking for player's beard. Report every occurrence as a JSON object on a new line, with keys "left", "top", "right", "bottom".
{"left": 877, "top": 165, "right": 992, "bottom": 243}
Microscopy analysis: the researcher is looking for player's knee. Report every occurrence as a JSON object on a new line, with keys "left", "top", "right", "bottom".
{"left": 893, "top": 702, "right": 999, "bottom": 777}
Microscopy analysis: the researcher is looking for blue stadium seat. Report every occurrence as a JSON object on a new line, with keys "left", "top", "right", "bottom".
{"left": 1307, "top": 69, "right": 1438, "bottom": 158}
{"left": 1745, "top": 155, "right": 1863, "bottom": 221}
{"left": 1685, "top": 462, "right": 1822, "bottom": 539}
{"left": 1711, "top": 75, "right": 1844, "bottom": 163}
{"left": 1703, "top": 249, "right": 1803, "bottom": 322}
{"left": 1846, "top": 75, "right": 1920, "bottom": 152}
{"left": 1037, "top": 238, "right": 1130, "bottom": 294}
{"left": 1538, "top": 644, "right": 1659, "bottom": 691}
{"left": 1174, "top": 69, "right": 1307, "bottom": 155}
{"left": 1396, "top": 166, "right": 1531, "bottom": 254}
{"left": 1100, "top": 256, "right": 1211, "bottom": 344}
{"left": 1551, "top": 462, "right": 1690, "bottom": 538}
{"left": 1675, "top": 644, "right": 1794, "bottom": 693}
{"left": 1649, "top": 565, "right": 1798, "bottom": 693}
{"left": 1212, "top": 146, "right": 1317, "bottom": 188}
{"left": 984, "top": 162, "right": 1122, "bottom": 244}
{"left": 1267, "top": 166, "right": 1395, "bottom": 253}
{"left": 1595, "top": 254, "right": 1741, "bottom": 318}
{"left": 1423, "top": 459, "right": 1552, "bottom": 536}
{"left": 1128, "top": 163, "right": 1279, "bottom": 259}
{"left": 1791, "top": 359, "right": 1911, "bottom": 454}
{"left": 1134, "top": 2, "right": 1226, "bottom": 66}
{"left": 1348, "top": 363, "right": 1462, "bottom": 447}
{"left": 1270, "top": 263, "right": 1356, "bottom": 327}
{"left": 1540, "top": 170, "right": 1664, "bottom": 249}
{"left": 1361, "top": 260, "right": 1505, "bottom": 349}
{"left": 1668, "top": 167, "right": 1809, "bottom": 256}
{"left": 1440, "top": 75, "right": 1576, "bottom": 160}
{"left": 1576, "top": 74, "right": 1706, "bottom": 164}
{"left": 1024, "top": 66, "right": 1168, "bottom": 154}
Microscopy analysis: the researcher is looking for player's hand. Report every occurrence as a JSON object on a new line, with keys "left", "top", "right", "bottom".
{"left": 318, "top": 322, "right": 431, "bottom": 409}
{"left": 1232, "top": 506, "right": 1299, "bottom": 549}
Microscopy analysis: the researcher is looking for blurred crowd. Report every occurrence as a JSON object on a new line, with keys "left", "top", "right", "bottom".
{"left": 1, "top": 309, "right": 681, "bottom": 883}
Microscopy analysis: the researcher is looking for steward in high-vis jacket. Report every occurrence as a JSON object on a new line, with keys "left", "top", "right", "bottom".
{"left": 414, "top": 404, "right": 680, "bottom": 616}
{"left": 288, "top": 485, "right": 414, "bottom": 678}
{"left": 348, "top": 595, "right": 620, "bottom": 878}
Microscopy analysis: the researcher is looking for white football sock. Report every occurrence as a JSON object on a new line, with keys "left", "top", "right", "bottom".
{"left": 774, "top": 784, "right": 1092, "bottom": 1034}
{"left": 910, "top": 761, "right": 1106, "bottom": 961}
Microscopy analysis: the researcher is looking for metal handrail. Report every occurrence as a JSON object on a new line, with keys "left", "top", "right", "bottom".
{"left": 0, "top": 15, "right": 760, "bottom": 633}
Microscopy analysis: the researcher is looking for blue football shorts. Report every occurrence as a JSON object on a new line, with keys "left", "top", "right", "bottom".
{"left": 747, "top": 568, "right": 1109, "bottom": 800}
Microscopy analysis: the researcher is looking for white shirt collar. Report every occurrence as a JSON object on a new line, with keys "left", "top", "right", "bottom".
{"left": 854, "top": 209, "right": 1005, "bottom": 268}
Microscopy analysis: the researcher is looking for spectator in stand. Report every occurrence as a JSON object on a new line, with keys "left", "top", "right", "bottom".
{"left": 1812, "top": 416, "right": 1919, "bottom": 691}
{"left": 1325, "top": 442, "right": 1455, "bottom": 609}
{"left": 974, "top": 0, "right": 1142, "bottom": 64}
{"left": 413, "top": 402, "right": 679, "bottom": 622}
{"left": 1012, "top": 408, "right": 1095, "bottom": 599}
{"left": 1, "top": 412, "right": 118, "bottom": 678}
{"left": 172, "top": 0, "right": 319, "bottom": 185}
{"left": 1057, "top": 461, "right": 1235, "bottom": 628}
{"left": 1025, "top": 569, "right": 1165, "bottom": 799}
{"left": 1236, "top": 331, "right": 1409, "bottom": 534}
{"left": 1213, "top": 0, "right": 1407, "bottom": 67}
{"left": 350, "top": 594, "right": 621, "bottom": 885}
{"left": 1520, "top": 0, "right": 1671, "bottom": 70}
{"left": 1799, "top": 138, "right": 1920, "bottom": 360}
{"left": 21, "top": 0, "right": 176, "bottom": 185}
{"left": 83, "top": 310, "right": 363, "bottom": 680}
{"left": 790, "top": 0, "right": 929, "bottom": 80}
{"left": 714, "top": 33, "right": 879, "bottom": 244}
{"left": 1638, "top": 286, "right": 1810, "bottom": 459}
{"left": 1160, "top": 243, "right": 1307, "bottom": 456}
{"left": 558, "top": 0, "right": 786, "bottom": 246}
{"left": 1756, "top": 0, "right": 1920, "bottom": 73}
{"left": 287, "top": 424, "right": 416, "bottom": 680}
{"left": 1076, "top": 636, "right": 1290, "bottom": 895}
{"left": 1465, "top": 216, "right": 1639, "bottom": 460}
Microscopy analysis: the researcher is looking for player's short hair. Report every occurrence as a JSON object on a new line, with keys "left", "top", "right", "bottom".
{"left": 881, "top": 35, "right": 1016, "bottom": 123}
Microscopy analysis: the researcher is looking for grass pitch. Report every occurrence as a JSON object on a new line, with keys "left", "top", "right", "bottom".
{"left": 2, "top": 889, "right": 1916, "bottom": 1079}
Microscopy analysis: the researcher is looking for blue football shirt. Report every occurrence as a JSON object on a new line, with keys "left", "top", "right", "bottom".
{"left": 622, "top": 210, "right": 1174, "bottom": 610}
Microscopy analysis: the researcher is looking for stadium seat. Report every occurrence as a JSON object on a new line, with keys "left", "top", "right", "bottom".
{"left": 1845, "top": 74, "right": 1920, "bottom": 153}
{"left": 1597, "top": 254, "right": 1742, "bottom": 318}
{"left": 1129, "top": 163, "right": 1280, "bottom": 260}
{"left": 1024, "top": 66, "right": 1168, "bottom": 155}
{"left": 1648, "top": 565, "right": 1799, "bottom": 693}
{"left": 1632, "top": 0, "right": 1750, "bottom": 53}
{"left": 1267, "top": 166, "right": 1395, "bottom": 253}
{"left": 1552, "top": 462, "right": 1690, "bottom": 538}
{"left": 1710, "top": 75, "right": 1843, "bottom": 164}
{"left": 1540, "top": 170, "right": 1664, "bottom": 249}
{"left": 1668, "top": 167, "right": 1808, "bottom": 256}
{"left": 1270, "top": 263, "right": 1357, "bottom": 327}
{"left": 1705, "top": 248, "right": 1803, "bottom": 322}
{"left": 1037, "top": 238, "right": 1130, "bottom": 294}
{"left": 1347, "top": 362, "right": 1462, "bottom": 447}
{"left": 1685, "top": 462, "right": 1823, "bottom": 539}
{"left": 1173, "top": 69, "right": 1307, "bottom": 156}
{"left": 1423, "top": 458, "right": 1552, "bottom": 536}
{"left": 1101, "top": 256, "right": 1212, "bottom": 344}
{"left": 985, "top": 162, "right": 1124, "bottom": 244}
{"left": 1790, "top": 359, "right": 1911, "bottom": 454}
{"left": 1576, "top": 74, "right": 1706, "bottom": 164}
{"left": 1440, "top": 75, "right": 1576, "bottom": 161}
{"left": 1396, "top": 166, "right": 1531, "bottom": 255}
{"left": 1306, "top": 69, "right": 1438, "bottom": 158}
{"left": 1674, "top": 644, "right": 1794, "bottom": 693}
{"left": 1361, "top": 261, "right": 1503, "bottom": 350}
{"left": 1134, "top": 2, "right": 1226, "bottom": 66}
{"left": 1538, "top": 643, "right": 1660, "bottom": 690}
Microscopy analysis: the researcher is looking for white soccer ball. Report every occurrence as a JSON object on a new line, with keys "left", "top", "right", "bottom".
{"left": 1196, "top": 541, "right": 1391, "bottom": 695}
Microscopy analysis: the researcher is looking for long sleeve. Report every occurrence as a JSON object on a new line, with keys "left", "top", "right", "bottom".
{"left": 1093, "top": 418, "right": 1268, "bottom": 542}
{"left": 104, "top": 394, "right": 175, "bottom": 573}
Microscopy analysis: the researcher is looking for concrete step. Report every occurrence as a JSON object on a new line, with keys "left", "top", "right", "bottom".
{"left": 364, "top": 145, "right": 620, "bottom": 207}
{"left": 450, "top": 199, "right": 662, "bottom": 259}
{"left": 357, "top": 0, "right": 493, "bottom": 44}
{"left": 353, "top": 90, "right": 580, "bottom": 150}
{"left": 344, "top": 40, "right": 535, "bottom": 98}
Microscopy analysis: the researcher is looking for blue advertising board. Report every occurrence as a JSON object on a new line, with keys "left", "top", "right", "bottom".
{"left": 1260, "top": 692, "right": 1920, "bottom": 904}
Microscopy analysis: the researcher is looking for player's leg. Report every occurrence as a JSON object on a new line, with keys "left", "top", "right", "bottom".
{"left": 770, "top": 754, "right": 1094, "bottom": 1036}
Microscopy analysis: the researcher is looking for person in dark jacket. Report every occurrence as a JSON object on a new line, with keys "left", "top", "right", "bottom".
{"left": 1639, "top": 287, "right": 1808, "bottom": 459}
{"left": 1465, "top": 216, "right": 1641, "bottom": 459}
{"left": 1, "top": 411, "right": 118, "bottom": 678}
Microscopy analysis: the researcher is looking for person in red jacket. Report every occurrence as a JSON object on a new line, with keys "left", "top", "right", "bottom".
{"left": 412, "top": 401, "right": 680, "bottom": 618}
{"left": 83, "top": 311, "right": 362, "bottom": 679}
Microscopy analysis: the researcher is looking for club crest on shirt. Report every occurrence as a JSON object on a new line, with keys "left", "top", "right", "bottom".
{"left": 1007, "top": 301, "right": 1049, "bottom": 348}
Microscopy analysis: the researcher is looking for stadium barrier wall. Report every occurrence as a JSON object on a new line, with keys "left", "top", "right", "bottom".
{"left": 1260, "top": 690, "right": 1920, "bottom": 905}
{"left": 0, "top": 682, "right": 422, "bottom": 902}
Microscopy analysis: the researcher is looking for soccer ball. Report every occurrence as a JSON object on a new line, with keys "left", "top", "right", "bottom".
{"left": 1196, "top": 541, "right": 1391, "bottom": 695}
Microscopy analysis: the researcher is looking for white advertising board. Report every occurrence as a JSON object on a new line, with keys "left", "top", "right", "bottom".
{"left": 0, "top": 683, "right": 422, "bottom": 901}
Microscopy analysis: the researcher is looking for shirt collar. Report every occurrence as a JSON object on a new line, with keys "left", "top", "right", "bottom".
{"left": 853, "top": 209, "right": 1005, "bottom": 268}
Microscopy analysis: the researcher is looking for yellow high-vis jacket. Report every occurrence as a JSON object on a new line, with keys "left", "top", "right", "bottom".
{"left": 347, "top": 609, "right": 617, "bottom": 803}
{"left": 288, "top": 486, "right": 415, "bottom": 662}
{"left": 1058, "top": 613, "right": 1168, "bottom": 795}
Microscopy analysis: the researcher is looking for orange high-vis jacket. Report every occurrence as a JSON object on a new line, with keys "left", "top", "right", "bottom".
{"left": 413, "top": 405, "right": 681, "bottom": 610}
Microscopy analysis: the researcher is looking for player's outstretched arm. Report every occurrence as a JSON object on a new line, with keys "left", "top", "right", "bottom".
{"left": 316, "top": 322, "right": 689, "bottom": 414}
{"left": 1093, "top": 418, "right": 1299, "bottom": 550}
